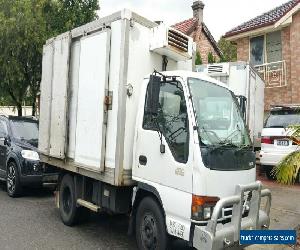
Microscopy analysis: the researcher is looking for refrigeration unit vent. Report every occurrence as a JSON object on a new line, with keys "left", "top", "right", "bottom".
{"left": 205, "top": 63, "right": 230, "bottom": 76}
{"left": 168, "top": 29, "right": 188, "bottom": 53}
{"left": 208, "top": 65, "right": 224, "bottom": 74}
{"left": 150, "top": 24, "right": 193, "bottom": 62}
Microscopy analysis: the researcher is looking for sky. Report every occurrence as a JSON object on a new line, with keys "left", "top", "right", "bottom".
{"left": 99, "top": 0, "right": 289, "bottom": 41}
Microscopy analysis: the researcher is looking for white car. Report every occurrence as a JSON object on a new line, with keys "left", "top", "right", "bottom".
{"left": 260, "top": 105, "right": 300, "bottom": 180}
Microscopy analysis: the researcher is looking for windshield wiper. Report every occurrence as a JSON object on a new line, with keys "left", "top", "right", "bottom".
{"left": 208, "top": 127, "right": 241, "bottom": 151}
{"left": 234, "top": 144, "right": 252, "bottom": 153}
{"left": 222, "top": 128, "right": 241, "bottom": 143}
{"left": 210, "top": 141, "right": 238, "bottom": 152}
{"left": 199, "top": 126, "right": 221, "bottom": 144}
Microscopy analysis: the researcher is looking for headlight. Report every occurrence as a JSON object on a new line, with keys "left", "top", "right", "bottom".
{"left": 191, "top": 195, "right": 219, "bottom": 221}
{"left": 21, "top": 150, "right": 40, "bottom": 161}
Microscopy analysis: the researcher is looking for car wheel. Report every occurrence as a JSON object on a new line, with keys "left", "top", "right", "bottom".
{"left": 265, "top": 167, "right": 276, "bottom": 180}
{"left": 6, "top": 161, "right": 22, "bottom": 197}
{"left": 136, "top": 197, "right": 168, "bottom": 250}
{"left": 59, "top": 174, "right": 82, "bottom": 226}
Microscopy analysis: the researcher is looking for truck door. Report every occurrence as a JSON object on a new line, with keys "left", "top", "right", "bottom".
{"left": 0, "top": 119, "right": 8, "bottom": 177}
{"left": 133, "top": 78, "right": 193, "bottom": 240}
{"left": 74, "top": 29, "right": 111, "bottom": 171}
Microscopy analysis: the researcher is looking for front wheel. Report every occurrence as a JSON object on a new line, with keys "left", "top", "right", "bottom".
{"left": 135, "top": 197, "right": 168, "bottom": 250}
{"left": 6, "top": 161, "right": 22, "bottom": 197}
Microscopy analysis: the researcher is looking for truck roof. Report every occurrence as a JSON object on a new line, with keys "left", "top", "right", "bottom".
{"left": 45, "top": 9, "right": 158, "bottom": 45}
{"left": 146, "top": 70, "right": 231, "bottom": 90}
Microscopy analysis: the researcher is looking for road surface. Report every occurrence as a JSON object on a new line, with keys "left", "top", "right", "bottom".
{"left": 0, "top": 178, "right": 299, "bottom": 250}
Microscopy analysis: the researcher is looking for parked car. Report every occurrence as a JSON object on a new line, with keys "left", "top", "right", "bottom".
{"left": 0, "top": 115, "right": 57, "bottom": 197}
{"left": 260, "top": 105, "right": 300, "bottom": 179}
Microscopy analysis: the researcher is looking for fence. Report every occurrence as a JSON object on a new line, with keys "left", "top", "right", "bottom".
{"left": 255, "top": 60, "right": 287, "bottom": 88}
{"left": 0, "top": 106, "right": 33, "bottom": 116}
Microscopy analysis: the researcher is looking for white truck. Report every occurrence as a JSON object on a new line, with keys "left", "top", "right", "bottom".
{"left": 38, "top": 10, "right": 271, "bottom": 250}
{"left": 196, "top": 62, "right": 265, "bottom": 150}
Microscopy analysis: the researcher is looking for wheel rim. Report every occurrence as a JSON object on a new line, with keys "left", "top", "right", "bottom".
{"left": 140, "top": 212, "right": 158, "bottom": 250}
{"left": 7, "top": 164, "right": 16, "bottom": 193}
{"left": 62, "top": 186, "right": 72, "bottom": 214}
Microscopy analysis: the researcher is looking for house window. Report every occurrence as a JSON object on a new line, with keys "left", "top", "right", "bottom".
{"left": 250, "top": 31, "right": 282, "bottom": 66}
{"left": 250, "top": 36, "right": 264, "bottom": 66}
{"left": 266, "top": 31, "right": 282, "bottom": 63}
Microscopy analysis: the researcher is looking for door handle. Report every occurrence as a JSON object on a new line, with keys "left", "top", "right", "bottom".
{"left": 139, "top": 155, "right": 147, "bottom": 166}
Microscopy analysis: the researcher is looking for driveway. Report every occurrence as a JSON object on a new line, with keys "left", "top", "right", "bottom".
{"left": 247, "top": 176, "right": 300, "bottom": 250}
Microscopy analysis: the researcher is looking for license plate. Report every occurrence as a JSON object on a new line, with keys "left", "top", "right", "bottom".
{"left": 277, "top": 140, "right": 289, "bottom": 146}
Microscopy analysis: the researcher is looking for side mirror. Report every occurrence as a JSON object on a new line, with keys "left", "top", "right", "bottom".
{"left": 145, "top": 75, "right": 161, "bottom": 116}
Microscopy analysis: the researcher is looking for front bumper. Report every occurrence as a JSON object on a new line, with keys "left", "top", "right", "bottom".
{"left": 20, "top": 173, "right": 59, "bottom": 186}
{"left": 193, "top": 181, "right": 271, "bottom": 250}
{"left": 20, "top": 161, "right": 58, "bottom": 186}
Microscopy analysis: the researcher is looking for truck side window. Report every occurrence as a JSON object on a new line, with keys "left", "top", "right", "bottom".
{"left": 143, "top": 81, "right": 189, "bottom": 163}
{"left": 0, "top": 120, "right": 8, "bottom": 138}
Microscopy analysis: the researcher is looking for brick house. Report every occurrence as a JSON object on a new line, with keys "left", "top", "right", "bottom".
{"left": 172, "top": 1, "right": 222, "bottom": 64}
{"left": 224, "top": 0, "right": 300, "bottom": 111}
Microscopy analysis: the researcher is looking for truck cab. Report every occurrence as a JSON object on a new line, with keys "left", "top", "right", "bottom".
{"left": 132, "top": 71, "right": 271, "bottom": 249}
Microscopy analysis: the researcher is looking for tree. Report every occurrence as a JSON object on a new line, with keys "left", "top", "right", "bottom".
{"left": 207, "top": 52, "right": 216, "bottom": 64}
{"left": 0, "top": 0, "right": 47, "bottom": 116}
{"left": 0, "top": 0, "right": 99, "bottom": 116}
{"left": 272, "top": 125, "right": 300, "bottom": 185}
{"left": 195, "top": 51, "right": 202, "bottom": 65}
{"left": 37, "top": 0, "right": 99, "bottom": 116}
{"left": 218, "top": 37, "right": 237, "bottom": 62}
{"left": 44, "top": 0, "right": 99, "bottom": 34}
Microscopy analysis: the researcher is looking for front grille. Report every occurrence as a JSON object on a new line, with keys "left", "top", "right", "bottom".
{"left": 22, "top": 162, "right": 42, "bottom": 175}
{"left": 218, "top": 192, "right": 252, "bottom": 223}
{"left": 168, "top": 29, "right": 188, "bottom": 53}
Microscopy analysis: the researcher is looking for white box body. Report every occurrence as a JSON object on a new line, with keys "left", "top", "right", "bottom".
{"left": 38, "top": 10, "right": 193, "bottom": 186}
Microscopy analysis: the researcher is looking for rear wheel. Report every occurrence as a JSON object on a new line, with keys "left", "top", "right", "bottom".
{"left": 6, "top": 161, "right": 22, "bottom": 197}
{"left": 135, "top": 197, "right": 168, "bottom": 250}
{"left": 59, "top": 174, "right": 81, "bottom": 226}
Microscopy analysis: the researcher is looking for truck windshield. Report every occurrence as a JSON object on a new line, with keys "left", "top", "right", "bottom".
{"left": 188, "top": 78, "right": 251, "bottom": 147}
{"left": 10, "top": 120, "right": 39, "bottom": 142}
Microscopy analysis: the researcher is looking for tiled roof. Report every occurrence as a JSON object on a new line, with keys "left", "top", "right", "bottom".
{"left": 172, "top": 18, "right": 222, "bottom": 57}
{"left": 224, "top": 0, "right": 300, "bottom": 38}
{"left": 172, "top": 18, "right": 198, "bottom": 35}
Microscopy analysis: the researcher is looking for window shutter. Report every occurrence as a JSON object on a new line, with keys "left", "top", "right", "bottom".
{"left": 266, "top": 31, "right": 282, "bottom": 63}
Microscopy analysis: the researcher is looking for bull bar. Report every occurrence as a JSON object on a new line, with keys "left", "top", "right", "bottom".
{"left": 193, "top": 181, "right": 272, "bottom": 250}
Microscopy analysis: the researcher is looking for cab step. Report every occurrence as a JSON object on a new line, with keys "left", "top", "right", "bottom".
{"left": 77, "top": 199, "right": 101, "bottom": 212}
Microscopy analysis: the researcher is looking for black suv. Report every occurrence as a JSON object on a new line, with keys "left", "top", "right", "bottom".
{"left": 0, "top": 115, "right": 57, "bottom": 197}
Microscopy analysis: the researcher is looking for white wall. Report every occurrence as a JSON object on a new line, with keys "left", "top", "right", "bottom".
{"left": 0, "top": 106, "right": 33, "bottom": 116}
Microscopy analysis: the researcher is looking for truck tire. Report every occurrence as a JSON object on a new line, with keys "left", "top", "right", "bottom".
{"left": 136, "top": 197, "right": 168, "bottom": 250}
{"left": 6, "top": 161, "right": 22, "bottom": 197}
{"left": 59, "top": 174, "right": 80, "bottom": 226}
